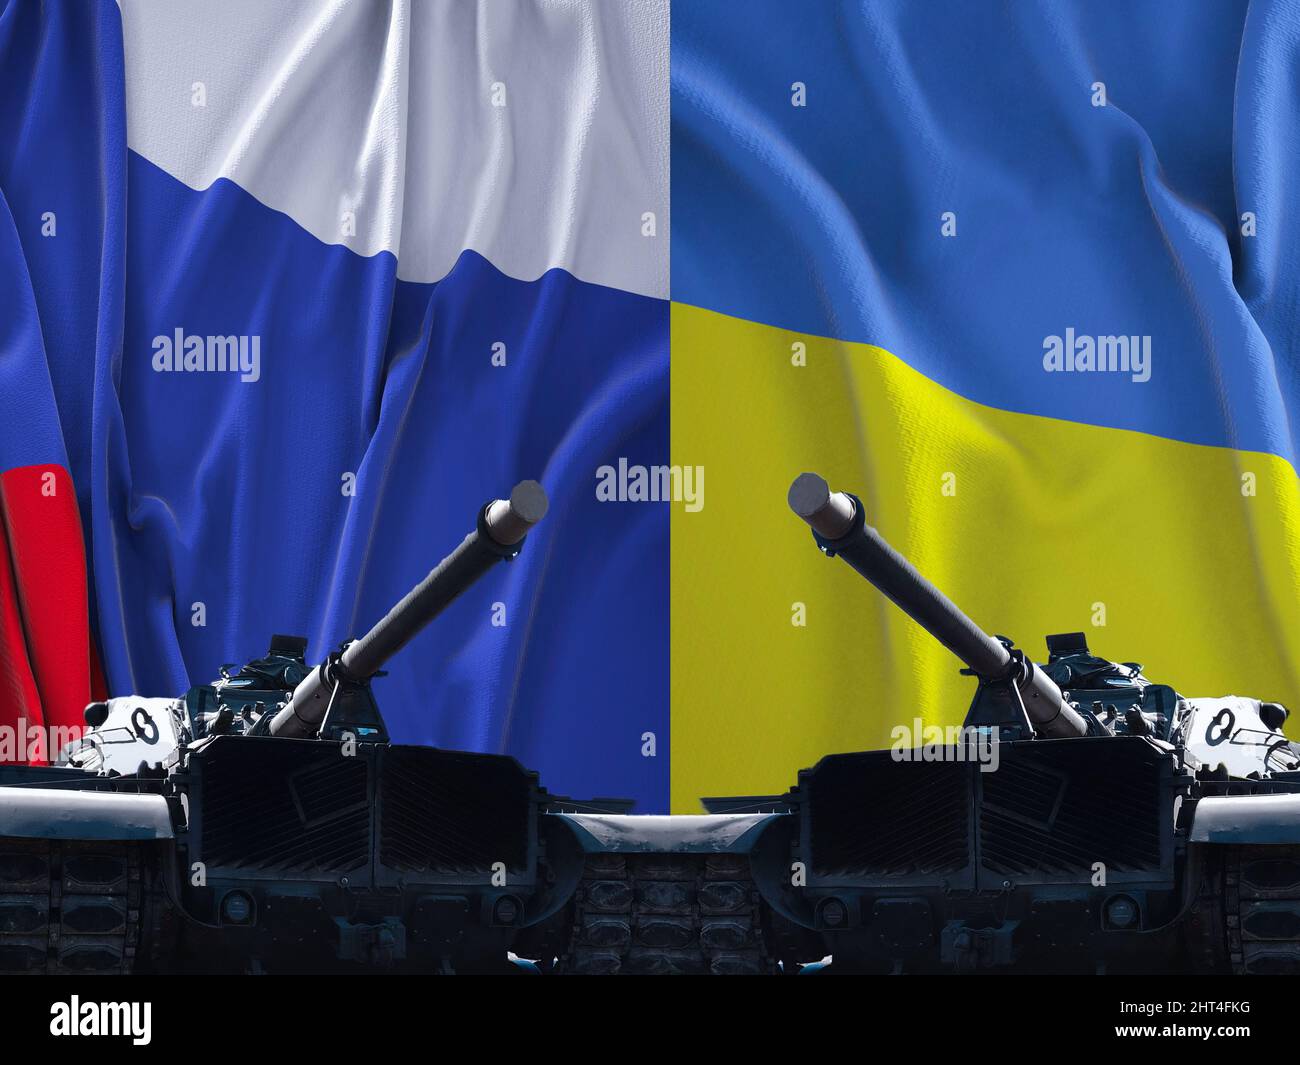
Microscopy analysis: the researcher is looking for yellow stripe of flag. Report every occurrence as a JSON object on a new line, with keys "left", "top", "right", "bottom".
{"left": 670, "top": 303, "right": 1300, "bottom": 812}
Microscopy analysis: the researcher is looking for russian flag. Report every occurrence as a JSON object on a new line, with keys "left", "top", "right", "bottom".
{"left": 0, "top": 1, "right": 669, "bottom": 808}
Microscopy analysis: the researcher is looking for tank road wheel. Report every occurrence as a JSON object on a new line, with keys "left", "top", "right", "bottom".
{"left": 1226, "top": 845, "right": 1300, "bottom": 975}
{"left": 555, "top": 853, "right": 775, "bottom": 975}
{"left": 0, "top": 839, "right": 145, "bottom": 974}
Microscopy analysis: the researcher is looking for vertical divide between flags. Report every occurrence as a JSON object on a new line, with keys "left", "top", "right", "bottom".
{"left": 2, "top": 1, "right": 1300, "bottom": 812}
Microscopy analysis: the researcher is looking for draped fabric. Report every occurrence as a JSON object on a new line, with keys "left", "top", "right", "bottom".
{"left": 670, "top": 0, "right": 1300, "bottom": 809}
{"left": 4, "top": 1, "right": 1299, "bottom": 815}
{"left": 0, "top": 1, "right": 669, "bottom": 809}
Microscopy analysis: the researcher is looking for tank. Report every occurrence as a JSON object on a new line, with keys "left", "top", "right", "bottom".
{"left": 7, "top": 471, "right": 1300, "bottom": 976}
{"left": 750, "top": 472, "right": 1300, "bottom": 973}
{"left": 0, "top": 480, "right": 595, "bottom": 974}
{"left": 0, "top": 474, "right": 798, "bottom": 977}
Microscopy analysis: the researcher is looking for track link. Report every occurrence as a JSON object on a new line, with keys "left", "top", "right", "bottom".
{"left": 0, "top": 838, "right": 143, "bottom": 974}
{"left": 1227, "top": 844, "right": 1300, "bottom": 974}
{"left": 557, "top": 852, "right": 774, "bottom": 975}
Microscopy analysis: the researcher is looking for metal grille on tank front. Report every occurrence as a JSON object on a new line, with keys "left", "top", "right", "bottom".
{"left": 802, "top": 740, "right": 1171, "bottom": 886}
{"left": 378, "top": 748, "right": 532, "bottom": 876}
{"left": 805, "top": 752, "right": 970, "bottom": 879}
{"left": 197, "top": 739, "right": 370, "bottom": 874}
{"left": 978, "top": 739, "right": 1166, "bottom": 879}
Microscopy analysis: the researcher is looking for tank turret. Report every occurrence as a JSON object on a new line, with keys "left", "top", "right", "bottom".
{"left": 788, "top": 472, "right": 1086, "bottom": 738}
{"left": 268, "top": 479, "right": 548, "bottom": 737}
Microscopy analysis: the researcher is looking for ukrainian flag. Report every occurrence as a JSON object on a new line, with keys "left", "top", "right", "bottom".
{"left": 670, "top": 0, "right": 1300, "bottom": 810}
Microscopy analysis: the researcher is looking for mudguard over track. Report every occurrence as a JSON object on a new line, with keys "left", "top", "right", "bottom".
{"left": 0, "top": 787, "right": 173, "bottom": 840}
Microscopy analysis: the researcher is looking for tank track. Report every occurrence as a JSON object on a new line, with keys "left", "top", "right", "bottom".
{"left": 1226, "top": 844, "right": 1300, "bottom": 974}
{"left": 556, "top": 852, "right": 775, "bottom": 974}
{"left": 0, "top": 838, "right": 144, "bottom": 974}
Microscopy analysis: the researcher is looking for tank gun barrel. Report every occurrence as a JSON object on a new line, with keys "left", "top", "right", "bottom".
{"left": 268, "top": 480, "right": 549, "bottom": 738}
{"left": 788, "top": 472, "right": 1085, "bottom": 739}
